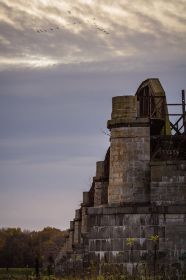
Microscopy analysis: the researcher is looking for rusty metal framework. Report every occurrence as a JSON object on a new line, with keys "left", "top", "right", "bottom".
{"left": 137, "top": 90, "right": 186, "bottom": 135}
{"left": 149, "top": 90, "right": 186, "bottom": 160}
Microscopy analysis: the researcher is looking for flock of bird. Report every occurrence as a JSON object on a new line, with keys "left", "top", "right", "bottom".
{"left": 35, "top": 11, "right": 110, "bottom": 35}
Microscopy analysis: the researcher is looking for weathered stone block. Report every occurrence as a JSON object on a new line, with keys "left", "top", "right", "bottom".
{"left": 81, "top": 206, "right": 88, "bottom": 234}
{"left": 96, "top": 161, "right": 105, "bottom": 179}
{"left": 67, "top": 230, "right": 74, "bottom": 252}
{"left": 74, "top": 220, "right": 81, "bottom": 244}
{"left": 75, "top": 209, "right": 81, "bottom": 220}
{"left": 100, "top": 239, "right": 112, "bottom": 251}
{"left": 83, "top": 191, "right": 90, "bottom": 205}
{"left": 111, "top": 96, "right": 137, "bottom": 120}
{"left": 94, "top": 181, "right": 108, "bottom": 206}
{"left": 70, "top": 221, "right": 74, "bottom": 230}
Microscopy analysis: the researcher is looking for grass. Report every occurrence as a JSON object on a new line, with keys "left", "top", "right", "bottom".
{"left": 0, "top": 268, "right": 186, "bottom": 280}
{"left": 0, "top": 268, "right": 34, "bottom": 279}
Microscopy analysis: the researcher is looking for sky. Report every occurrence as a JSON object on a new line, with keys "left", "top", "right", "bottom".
{"left": 0, "top": 0, "right": 186, "bottom": 231}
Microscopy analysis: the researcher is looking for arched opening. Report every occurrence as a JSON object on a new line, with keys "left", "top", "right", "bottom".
{"left": 136, "top": 79, "right": 170, "bottom": 136}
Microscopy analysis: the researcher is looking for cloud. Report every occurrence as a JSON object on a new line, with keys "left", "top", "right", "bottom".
{"left": 0, "top": 0, "right": 185, "bottom": 69}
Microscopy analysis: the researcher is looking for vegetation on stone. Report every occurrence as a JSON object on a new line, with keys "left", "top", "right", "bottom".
{"left": 149, "top": 235, "right": 159, "bottom": 242}
{"left": 126, "top": 238, "right": 137, "bottom": 247}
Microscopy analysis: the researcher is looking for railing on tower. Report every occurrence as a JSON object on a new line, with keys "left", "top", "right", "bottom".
{"left": 138, "top": 90, "right": 186, "bottom": 135}
{"left": 137, "top": 90, "right": 186, "bottom": 160}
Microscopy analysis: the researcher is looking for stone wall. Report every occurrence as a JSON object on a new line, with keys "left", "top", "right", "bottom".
{"left": 151, "top": 161, "right": 186, "bottom": 205}
{"left": 87, "top": 205, "right": 186, "bottom": 275}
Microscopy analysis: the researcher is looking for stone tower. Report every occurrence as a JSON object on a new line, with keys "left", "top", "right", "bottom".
{"left": 107, "top": 95, "right": 150, "bottom": 204}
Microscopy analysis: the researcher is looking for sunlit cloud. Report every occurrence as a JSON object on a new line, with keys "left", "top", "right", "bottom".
{"left": 0, "top": 0, "right": 185, "bottom": 70}
{"left": 0, "top": 55, "right": 59, "bottom": 68}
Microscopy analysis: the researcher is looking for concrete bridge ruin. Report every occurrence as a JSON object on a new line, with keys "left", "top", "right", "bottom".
{"left": 55, "top": 78, "right": 186, "bottom": 277}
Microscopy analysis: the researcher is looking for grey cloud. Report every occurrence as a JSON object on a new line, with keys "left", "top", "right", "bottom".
{"left": 0, "top": 0, "right": 185, "bottom": 70}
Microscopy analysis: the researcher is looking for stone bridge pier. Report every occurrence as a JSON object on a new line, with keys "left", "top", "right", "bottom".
{"left": 55, "top": 79, "right": 186, "bottom": 278}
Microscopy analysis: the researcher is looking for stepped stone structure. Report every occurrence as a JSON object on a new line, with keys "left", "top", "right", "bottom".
{"left": 55, "top": 79, "right": 186, "bottom": 277}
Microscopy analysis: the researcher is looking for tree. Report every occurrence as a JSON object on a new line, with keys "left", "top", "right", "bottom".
{"left": 0, "top": 227, "right": 67, "bottom": 269}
